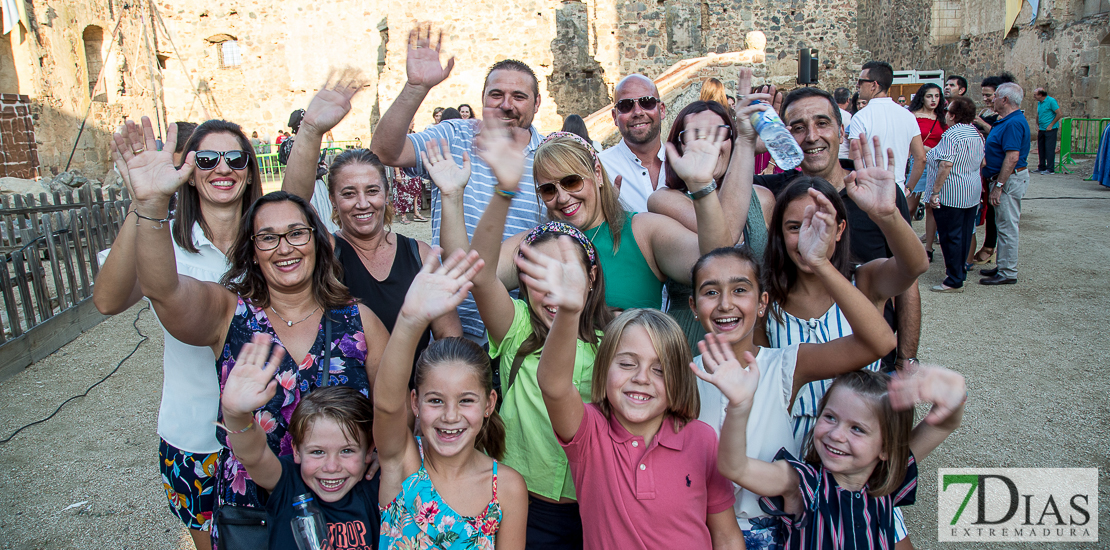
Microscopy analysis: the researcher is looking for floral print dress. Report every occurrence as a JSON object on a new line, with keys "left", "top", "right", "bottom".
{"left": 213, "top": 297, "right": 370, "bottom": 509}
{"left": 380, "top": 437, "right": 502, "bottom": 549}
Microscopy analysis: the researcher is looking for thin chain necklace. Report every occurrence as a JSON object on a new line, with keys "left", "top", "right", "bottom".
{"left": 270, "top": 304, "right": 320, "bottom": 327}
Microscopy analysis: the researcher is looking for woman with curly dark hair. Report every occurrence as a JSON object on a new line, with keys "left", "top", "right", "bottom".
{"left": 115, "top": 117, "right": 390, "bottom": 545}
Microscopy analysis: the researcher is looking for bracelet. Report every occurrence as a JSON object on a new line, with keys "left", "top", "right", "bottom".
{"left": 494, "top": 188, "right": 518, "bottom": 200}
{"left": 214, "top": 419, "right": 255, "bottom": 434}
{"left": 686, "top": 180, "right": 718, "bottom": 201}
{"left": 135, "top": 211, "right": 170, "bottom": 229}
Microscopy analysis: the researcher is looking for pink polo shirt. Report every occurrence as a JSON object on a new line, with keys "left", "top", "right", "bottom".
{"left": 560, "top": 404, "right": 736, "bottom": 549}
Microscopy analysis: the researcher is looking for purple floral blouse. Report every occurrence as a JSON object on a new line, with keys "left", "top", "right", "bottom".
{"left": 213, "top": 297, "right": 369, "bottom": 509}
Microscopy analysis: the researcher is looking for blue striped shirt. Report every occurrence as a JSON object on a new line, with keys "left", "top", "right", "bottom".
{"left": 406, "top": 120, "right": 545, "bottom": 337}
{"left": 926, "top": 123, "right": 984, "bottom": 209}
{"left": 766, "top": 298, "right": 883, "bottom": 450}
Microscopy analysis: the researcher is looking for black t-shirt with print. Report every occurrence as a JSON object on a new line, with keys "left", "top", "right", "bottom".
{"left": 266, "top": 456, "right": 381, "bottom": 550}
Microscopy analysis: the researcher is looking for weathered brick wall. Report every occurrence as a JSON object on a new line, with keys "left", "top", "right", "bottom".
{"left": 0, "top": 94, "right": 40, "bottom": 179}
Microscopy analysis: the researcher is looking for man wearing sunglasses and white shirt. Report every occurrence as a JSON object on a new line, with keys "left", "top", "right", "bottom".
{"left": 372, "top": 24, "right": 544, "bottom": 344}
{"left": 599, "top": 74, "right": 667, "bottom": 213}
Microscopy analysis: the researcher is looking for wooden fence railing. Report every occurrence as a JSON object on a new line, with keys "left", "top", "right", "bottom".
{"left": 0, "top": 187, "right": 131, "bottom": 380}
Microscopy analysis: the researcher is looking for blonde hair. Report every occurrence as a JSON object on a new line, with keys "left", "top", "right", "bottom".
{"left": 534, "top": 136, "right": 626, "bottom": 251}
{"left": 699, "top": 78, "right": 729, "bottom": 108}
{"left": 591, "top": 309, "right": 699, "bottom": 431}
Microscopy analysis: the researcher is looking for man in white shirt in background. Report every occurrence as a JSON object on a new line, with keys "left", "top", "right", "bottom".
{"left": 849, "top": 60, "right": 925, "bottom": 195}
{"left": 833, "top": 87, "right": 853, "bottom": 159}
{"left": 598, "top": 74, "right": 667, "bottom": 212}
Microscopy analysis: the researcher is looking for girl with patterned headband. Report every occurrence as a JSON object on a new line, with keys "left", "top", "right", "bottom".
{"left": 423, "top": 118, "right": 615, "bottom": 547}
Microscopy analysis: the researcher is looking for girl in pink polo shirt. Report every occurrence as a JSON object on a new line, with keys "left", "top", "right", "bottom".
{"left": 519, "top": 238, "right": 745, "bottom": 550}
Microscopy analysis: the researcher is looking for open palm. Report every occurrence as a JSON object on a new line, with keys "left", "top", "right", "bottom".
{"left": 113, "top": 117, "right": 193, "bottom": 203}
{"left": 401, "top": 248, "right": 484, "bottom": 323}
{"left": 422, "top": 139, "right": 470, "bottom": 198}
{"left": 406, "top": 24, "right": 455, "bottom": 90}
{"left": 222, "top": 333, "right": 285, "bottom": 417}
{"left": 302, "top": 69, "right": 366, "bottom": 135}
{"left": 474, "top": 110, "right": 525, "bottom": 190}
{"left": 516, "top": 238, "right": 589, "bottom": 313}
{"left": 665, "top": 124, "right": 728, "bottom": 190}
{"left": 691, "top": 333, "right": 760, "bottom": 409}
{"left": 796, "top": 191, "right": 838, "bottom": 270}
{"left": 845, "top": 133, "right": 898, "bottom": 218}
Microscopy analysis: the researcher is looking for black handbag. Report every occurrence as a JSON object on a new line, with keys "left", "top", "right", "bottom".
{"left": 214, "top": 317, "right": 333, "bottom": 548}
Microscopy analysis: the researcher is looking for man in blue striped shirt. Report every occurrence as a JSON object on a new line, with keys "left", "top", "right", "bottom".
{"left": 372, "top": 24, "right": 545, "bottom": 341}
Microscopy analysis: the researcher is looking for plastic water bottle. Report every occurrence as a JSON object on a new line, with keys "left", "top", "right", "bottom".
{"left": 291, "top": 494, "right": 330, "bottom": 550}
{"left": 749, "top": 101, "right": 804, "bottom": 170}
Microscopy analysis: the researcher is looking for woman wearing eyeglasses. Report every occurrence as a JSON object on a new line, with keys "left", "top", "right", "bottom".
{"left": 109, "top": 117, "right": 390, "bottom": 548}
{"left": 95, "top": 118, "right": 266, "bottom": 550}
{"left": 645, "top": 99, "right": 777, "bottom": 353}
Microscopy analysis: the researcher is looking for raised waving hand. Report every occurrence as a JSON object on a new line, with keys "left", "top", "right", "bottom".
{"left": 406, "top": 23, "right": 455, "bottom": 91}
{"left": 664, "top": 118, "right": 729, "bottom": 192}
{"left": 474, "top": 107, "right": 526, "bottom": 190}
{"left": 301, "top": 68, "right": 367, "bottom": 136}
{"left": 844, "top": 132, "right": 899, "bottom": 218}
{"left": 398, "top": 247, "right": 485, "bottom": 325}
{"left": 221, "top": 333, "right": 287, "bottom": 419}
{"left": 691, "top": 333, "right": 761, "bottom": 410}
{"left": 112, "top": 117, "right": 194, "bottom": 203}
{"left": 515, "top": 237, "right": 589, "bottom": 314}
{"left": 795, "top": 188, "right": 840, "bottom": 271}
{"left": 421, "top": 139, "right": 471, "bottom": 199}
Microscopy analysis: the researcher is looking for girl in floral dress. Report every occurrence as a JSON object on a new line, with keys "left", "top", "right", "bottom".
{"left": 374, "top": 247, "right": 528, "bottom": 549}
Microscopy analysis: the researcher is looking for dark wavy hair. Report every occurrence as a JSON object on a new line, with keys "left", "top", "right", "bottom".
{"left": 173, "top": 119, "right": 263, "bottom": 254}
{"left": 458, "top": 103, "right": 474, "bottom": 119}
{"left": 945, "top": 96, "right": 977, "bottom": 125}
{"left": 802, "top": 370, "right": 914, "bottom": 498}
{"left": 414, "top": 337, "right": 506, "bottom": 460}
{"left": 220, "top": 191, "right": 353, "bottom": 310}
{"left": 691, "top": 245, "right": 763, "bottom": 295}
{"left": 764, "top": 177, "right": 852, "bottom": 323}
{"left": 515, "top": 231, "right": 614, "bottom": 366}
{"left": 908, "top": 83, "right": 947, "bottom": 118}
{"left": 664, "top": 100, "right": 737, "bottom": 192}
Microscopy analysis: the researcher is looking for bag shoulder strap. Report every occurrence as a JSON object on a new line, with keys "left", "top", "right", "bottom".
{"left": 320, "top": 314, "right": 332, "bottom": 388}
{"left": 405, "top": 235, "right": 422, "bottom": 266}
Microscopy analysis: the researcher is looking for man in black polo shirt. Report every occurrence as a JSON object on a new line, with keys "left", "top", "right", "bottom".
{"left": 755, "top": 87, "right": 923, "bottom": 374}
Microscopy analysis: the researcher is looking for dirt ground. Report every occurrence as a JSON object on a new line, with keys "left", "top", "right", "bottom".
{"left": 1, "top": 170, "right": 1107, "bottom": 549}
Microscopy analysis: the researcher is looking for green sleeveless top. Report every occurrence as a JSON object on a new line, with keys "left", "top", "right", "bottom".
{"left": 589, "top": 213, "right": 663, "bottom": 310}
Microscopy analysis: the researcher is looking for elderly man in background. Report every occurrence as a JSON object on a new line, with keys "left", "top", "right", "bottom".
{"left": 598, "top": 74, "right": 667, "bottom": 212}
{"left": 1033, "top": 87, "right": 1064, "bottom": 174}
{"left": 979, "top": 82, "right": 1030, "bottom": 286}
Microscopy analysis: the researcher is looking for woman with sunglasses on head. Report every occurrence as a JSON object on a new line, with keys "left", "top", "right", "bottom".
{"left": 280, "top": 73, "right": 463, "bottom": 382}
{"left": 95, "top": 118, "right": 264, "bottom": 550}
{"left": 114, "top": 117, "right": 391, "bottom": 548}
{"left": 646, "top": 96, "right": 777, "bottom": 353}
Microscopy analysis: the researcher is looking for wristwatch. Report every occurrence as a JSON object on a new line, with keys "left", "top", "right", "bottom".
{"left": 995, "top": 180, "right": 1005, "bottom": 188}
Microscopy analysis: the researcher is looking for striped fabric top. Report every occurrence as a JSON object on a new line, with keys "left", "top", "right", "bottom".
{"left": 766, "top": 299, "right": 883, "bottom": 421}
{"left": 406, "top": 119, "right": 546, "bottom": 338}
{"left": 759, "top": 449, "right": 918, "bottom": 550}
{"left": 925, "top": 123, "right": 984, "bottom": 209}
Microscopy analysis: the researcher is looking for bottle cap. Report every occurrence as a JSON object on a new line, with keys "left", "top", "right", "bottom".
{"left": 292, "top": 494, "right": 315, "bottom": 508}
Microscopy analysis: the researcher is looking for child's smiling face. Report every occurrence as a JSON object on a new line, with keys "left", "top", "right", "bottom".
{"left": 690, "top": 255, "right": 767, "bottom": 348}
{"left": 293, "top": 417, "right": 372, "bottom": 503}
{"left": 411, "top": 362, "right": 497, "bottom": 459}
{"left": 604, "top": 325, "right": 669, "bottom": 437}
{"left": 813, "top": 386, "right": 887, "bottom": 488}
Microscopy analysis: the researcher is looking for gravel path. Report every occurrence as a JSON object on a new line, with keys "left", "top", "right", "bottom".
{"left": 1, "top": 174, "right": 1106, "bottom": 549}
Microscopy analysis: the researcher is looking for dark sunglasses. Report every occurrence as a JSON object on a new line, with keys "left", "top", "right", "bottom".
{"left": 615, "top": 96, "right": 660, "bottom": 114}
{"left": 195, "top": 150, "right": 250, "bottom": 170}
{"left": 857, "top": 78, "right": 876, "bottom": 86}
{"left": 537, "top": 174, "right": 585, "bottom": 202}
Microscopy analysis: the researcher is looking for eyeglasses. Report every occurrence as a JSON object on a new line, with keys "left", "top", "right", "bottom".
{"left": 252, "top": 227, "right": 314, "bottom": 250}
{"left": 615, "top": 96, "right": 660, "bottom": 114}
{"left": 537, "top": 174, "right": 585, "bottom": 202}
{"left": 195, "top": 150, "right": 250, "bottom": 171}
{"left": 857, "top": 78, "right": 876, "bottom": 87}
{"left": 679, "top": 125, "right": 733, "bottom": 145}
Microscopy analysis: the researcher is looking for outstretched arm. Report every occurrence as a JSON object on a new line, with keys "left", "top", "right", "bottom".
{"left": 93, "top": 138, "right": 144, "bottom": 315}
{"left": 846, "top": 134, "right": 929, "bottom": 306}
{"left": 793, "top": 188, "right": 896, "bottom": 392}
{"left": 691, "top": 334, "right": 800, "bottom": 499}
{"left": 370, "top": 24, "right": 455, "bottom": 167}
{"left": 124, "top": 117, "right": 235, "bottom": 349}
{"left": 521, "top": 239, "right": 589, "bottom": 442}
{"left": 221, "top": 333, "right": 287, "bottom": 492}
{"left": 283, "top": 69, "right": 366, "bottom": 201}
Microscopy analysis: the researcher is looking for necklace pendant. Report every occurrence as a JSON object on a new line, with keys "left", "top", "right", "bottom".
{"left": 286, "top": 320, "right": 294, "bottom": 327}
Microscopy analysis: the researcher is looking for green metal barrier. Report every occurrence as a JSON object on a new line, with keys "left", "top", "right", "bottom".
{"left": 1057, "top": 118, "right": 1110, "bottom": 177}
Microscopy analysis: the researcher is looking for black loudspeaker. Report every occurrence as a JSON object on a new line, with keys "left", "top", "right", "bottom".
{"left": 798, "top": 48, "right": 811, "bottom": 85}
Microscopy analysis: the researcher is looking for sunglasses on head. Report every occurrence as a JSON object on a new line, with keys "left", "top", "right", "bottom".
{"left": 537, "top": 174, "right": 585, "bottom": 202}
{"left": 615, "top": 96, "right": 660, "bottom": 114}
{"left": 195, "top": 150, "right": 250, "bottom": 171}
